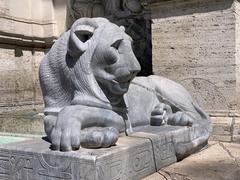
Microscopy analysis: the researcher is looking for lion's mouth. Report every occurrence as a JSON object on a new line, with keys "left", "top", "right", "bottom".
{"left": 112, "top": 79, "right": 130, "bottom": 87}
{"left": 112, "top": 79, "right": 130, "bottom": 93}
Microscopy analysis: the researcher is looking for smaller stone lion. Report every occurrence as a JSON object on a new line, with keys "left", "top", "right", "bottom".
{"left": 39, "top": 18, "right": 212, "bottom": 156}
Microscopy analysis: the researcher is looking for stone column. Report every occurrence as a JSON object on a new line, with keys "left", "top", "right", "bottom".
{"left": 147, "top": 0, "right": 240, "bottom": 142}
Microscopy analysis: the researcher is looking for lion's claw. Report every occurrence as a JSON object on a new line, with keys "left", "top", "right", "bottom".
{"left": 50, "top": 126, "right": 119, "bottom": 151}
{"left": 50, "top": 118, "right": 81, "bottom": 151}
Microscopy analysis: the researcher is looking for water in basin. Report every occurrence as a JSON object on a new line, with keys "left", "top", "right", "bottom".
{"left": 0, "top": 136, "right": 28, "bottom": 145}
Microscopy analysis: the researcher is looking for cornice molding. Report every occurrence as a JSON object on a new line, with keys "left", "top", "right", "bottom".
{"left": 0, "top": 31, "right": 56, "bottom": 48}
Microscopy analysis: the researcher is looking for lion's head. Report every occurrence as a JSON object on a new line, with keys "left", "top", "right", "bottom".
{"left": 67, "top": 18, "right": 141, "bottom": 107}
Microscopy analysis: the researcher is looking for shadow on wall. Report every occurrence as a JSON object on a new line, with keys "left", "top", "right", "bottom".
{"left": 15, "top": 48, "right": 23, "bottom": 57}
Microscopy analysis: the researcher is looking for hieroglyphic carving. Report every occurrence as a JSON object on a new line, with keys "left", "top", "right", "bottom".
{"left": 0, "top": 149, "right": 34, "bottom": 180}
{"left": 37, "top": 154, "right": 72, "bottom": 179}
{"left": 132, "top": 149, "right": 151, "bottom": 172}
{"left": 72, "top": 160, "right": 95, "bottom": 180}
{"left": 96, "top": 156, "right": 124, "bottom": 180}
{"left": 0, "top": 149, "right": 99, "bottom": 180}
{"left": 128, "top": 145, "right": 155, "bottom": 179}
{"left": 154, "top": 136, "right": 174, "bottom": 160}
{"left": 96, "top": 145, "right": 154, "bottom": 179}
{"left": 78, "top": 164, "right": 95, "bottom": 180}
{"left": 153, "top": 135, "right": 176, "bottom": 169}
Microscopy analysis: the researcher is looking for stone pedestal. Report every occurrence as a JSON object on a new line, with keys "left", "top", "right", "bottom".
{"left": 0, "top": 125, "right": 206, "bottom": 180}
{"left": 147, "top": 0, "right": 240, "bottom": 142}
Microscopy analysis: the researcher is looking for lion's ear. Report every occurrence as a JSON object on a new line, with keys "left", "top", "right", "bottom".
{"left": 74, "top": 27, "right": 94, "bottom": 43}
{"left": 120, "top": 26, "right": 125, "bottom": 32}
{"left": 68, "top": 18, "right": 98, "bottom": 57}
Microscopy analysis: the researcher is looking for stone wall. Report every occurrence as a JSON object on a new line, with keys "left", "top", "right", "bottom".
{"left": 0, "top": 0, "right": 239, "bottom": 141}
{"left": 0, "top": 45, "right": 45, "bottom": 134}
{"left": 149, "top": 0, "right": 240, "bottom": 142}
{"left": 0, "top": 0, "right": 68, "bottom": 134}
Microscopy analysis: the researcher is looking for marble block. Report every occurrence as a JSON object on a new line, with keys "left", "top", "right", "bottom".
{"left": 0, "top": 125, "right": 206, "bottom": 180}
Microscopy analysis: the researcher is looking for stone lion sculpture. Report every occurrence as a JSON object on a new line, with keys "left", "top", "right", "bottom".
{"left": 39, "top": 18, "right": 212, "bottom": 156}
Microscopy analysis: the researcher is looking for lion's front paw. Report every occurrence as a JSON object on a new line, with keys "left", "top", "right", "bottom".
{"left": 50, "top": 117, "right": 81, "bottom": 151}
{"left": 167, "top": 112, "right": 193, "bottom": 126}
{"left": 150, "top": 103, "right": 172, "bottom": 126}
{"left": 80, "top": 127, "right": 119, "bottom": 148}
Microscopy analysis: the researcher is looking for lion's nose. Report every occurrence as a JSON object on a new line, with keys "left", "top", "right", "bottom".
{"left": 129, "top": 56, "right": 141, "bottom": 77}
{"left": 129, "top": 69, "right": 139, "bottom": 77}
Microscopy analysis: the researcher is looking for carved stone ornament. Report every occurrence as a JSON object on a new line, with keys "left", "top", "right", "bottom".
{"left": 39, "top": 18, "right": 212, "bottom": 156}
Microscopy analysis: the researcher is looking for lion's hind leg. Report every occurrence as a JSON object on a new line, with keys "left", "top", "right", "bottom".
{"left": 147, "top": 75, "right": 212, "bottom": 159}
{"left": 148, "top": 75, "right": 210, "bottom": 124}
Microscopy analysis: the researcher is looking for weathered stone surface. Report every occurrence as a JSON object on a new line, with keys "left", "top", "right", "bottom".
{"left": 209, "top": 135, "right": 232, "bottom": 142}
{"left": 0, "top": 125, "right": 208, "bottom": 180}
{"left": 148, "top": 0, "right": 240, "bottom": 143}
{"left": 150, "top": 0, "right": 239, "bottom": 114}
{"left": 143, "top": 173, "right": 166, "bottom": 180}
{"left": 212, "top": 124, "right": 231, "bottom": 136}
{"left": 0, "top": 44, "right": 45, "bottom": 134}
{"left": 0, "top": 106, "right": 44, "bottom": 135}
{"left": 0, "top": 0, "right": 68, "bottom": 132}
{"left": 210, "top": 117, "right": 233, "bottom": 124}
{"left": 0, "top": 47, "right": 43, "bottom": 106}
{"left": 0, "top": 0, "right": 67, "bottom": 40}
{"left": 233, "top": 118, "right": 240, "bottom": 143}
{"left": 209, "top": 117, "right": 232, "bottom": 142}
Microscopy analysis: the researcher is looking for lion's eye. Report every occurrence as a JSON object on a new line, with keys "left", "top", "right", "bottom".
{"left": 111, "top": 39, "right": 122, "bottom": 50}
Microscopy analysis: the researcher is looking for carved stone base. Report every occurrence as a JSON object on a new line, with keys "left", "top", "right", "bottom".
{"left": 0, "top": 125, "right": 206, "bottom": 180}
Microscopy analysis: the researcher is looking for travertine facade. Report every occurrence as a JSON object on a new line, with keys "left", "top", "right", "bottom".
{"left": 0, "top": 0, "right": 67, "bottom": 134}
{"left": 148, "top": 0, "right": 240, "bottom": 142}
